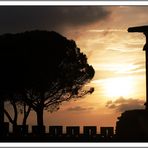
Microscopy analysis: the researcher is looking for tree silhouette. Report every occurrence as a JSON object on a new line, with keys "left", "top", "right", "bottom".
{"left": 4, "top": 93, "right": 31, "bottom": 127}
{"left": 0, "top": 30, "right": 95, "bottom": 126}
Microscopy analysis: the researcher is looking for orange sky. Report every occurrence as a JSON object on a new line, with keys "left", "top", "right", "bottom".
{"left": 5, "top": 6, "right": 148, "bottom": 133}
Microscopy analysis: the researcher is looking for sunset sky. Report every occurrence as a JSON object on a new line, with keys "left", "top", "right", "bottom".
{"left": 2, "top": 6, "right": 148, "bottom": 133}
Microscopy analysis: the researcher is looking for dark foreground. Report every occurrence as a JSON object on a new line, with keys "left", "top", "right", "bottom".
{"left": 0, "top": 134, "right": 115, "bottom": 142}
{"left": 0, "top": 134, "right": 148, "bottom": 142}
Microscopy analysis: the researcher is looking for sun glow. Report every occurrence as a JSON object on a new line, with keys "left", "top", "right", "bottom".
{"left": 103, "top": 77, "right": 134, "bottom": 98}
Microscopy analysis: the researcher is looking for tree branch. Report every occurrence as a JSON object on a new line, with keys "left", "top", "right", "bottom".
{"left": 44, "top": 89, "right": 64, "bottom": 107}
{"left": 4, "top": 109, "right": 14, "bottom": 125}
{"left": 22, "top": 91, "right": 37, "bottom": 111}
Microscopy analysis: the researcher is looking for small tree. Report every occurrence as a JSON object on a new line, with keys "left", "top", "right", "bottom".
{"left": 4, "top": 93, "right": 31, "bottom": 127}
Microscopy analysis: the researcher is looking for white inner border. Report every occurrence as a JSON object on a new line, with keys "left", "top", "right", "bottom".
{"left": 0, "top": 1, "right": 148, "bottom": 5}
{"left": 0, "top": 1, "right": 148, "bottom": 147}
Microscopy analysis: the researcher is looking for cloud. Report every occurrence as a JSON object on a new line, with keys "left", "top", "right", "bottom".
{"left": 92, "top": 60, "right": 145, "bottom": 81}
{"left": 0, "top": 6, "right": 110, "bottom": 34}
{"left": 67, "top": 106, "right": 93, "bottom": 112}
{"left": 106, "top": 97, "right": 145, "bottom": 112}
{"left": 92, "top": 70, "right": 117, "bottom": 80}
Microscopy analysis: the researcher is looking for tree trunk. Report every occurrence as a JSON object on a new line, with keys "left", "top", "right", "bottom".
{"left": 23, "top": 105, "right": 31, "bottom": 126}
{"left": 13, "top": 122, "right": 17, "bottom": 134}
{"left": 11, "top": 101, "right": 18, "bottom": 125}
{"left": 4, "top": 101, "right": 18, "bottom": 126}
{"left": 36, "top": 107, "right": 44, "bottom": 126}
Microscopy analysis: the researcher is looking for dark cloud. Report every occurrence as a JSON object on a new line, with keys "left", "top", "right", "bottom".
{"left": 0, "top": 6, "right": 109, "bottom": 34}
{"left": 67, "top": 106, "right": 93, "bottom": 112}
{"left": 106, "top": 97, "right": 145, "bottom": 112}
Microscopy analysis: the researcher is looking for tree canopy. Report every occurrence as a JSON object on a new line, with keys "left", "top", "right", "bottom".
{"left": 0, "top": 30, "right": 95, "bottom": 126}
